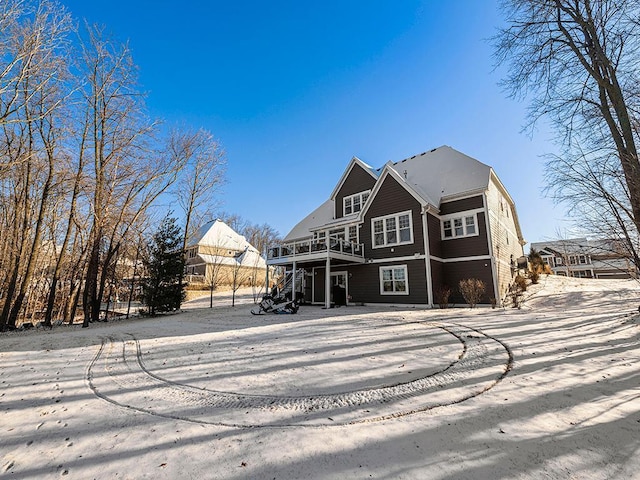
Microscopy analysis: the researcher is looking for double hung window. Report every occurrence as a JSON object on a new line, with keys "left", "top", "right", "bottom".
{"left": 379, "top": 265, "right": 408, "bottom": 295}
{"left": 442, "top": 213, "right": 478, "bottom": 239}
{"left": 343, "top": 190, "right": 371, "bottom": 215}
{"left": 372, "top": 211, "right": 413, "bottom": 248}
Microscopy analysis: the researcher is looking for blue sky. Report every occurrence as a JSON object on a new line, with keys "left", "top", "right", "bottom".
{"left": 61, "top": 0, "right": 572, "bottom": 245}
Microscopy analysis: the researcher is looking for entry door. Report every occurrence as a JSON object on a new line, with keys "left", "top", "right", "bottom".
{"left": 330, "top": 272, "right": 348, "bottom": 305}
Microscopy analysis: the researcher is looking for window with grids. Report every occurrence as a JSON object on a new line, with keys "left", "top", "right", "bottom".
{"left": 372, "top": 211, "right": 413, "bottom": 248}
{"left": 379, "top": 265, "right": 409, "bottom": 295}
{"left": 348, "top": 225, "right": 358, "bottom": 244}
{"left": 343, "top": 190, "right": 371, "bottom": 215}
{"left": 442, "top": 214, "right": 478, "bottom": 239}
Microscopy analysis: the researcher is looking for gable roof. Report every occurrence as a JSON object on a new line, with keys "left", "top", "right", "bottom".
{"left": 329, "top": 156, "right": 378, "bottom": 201}
{"left": 283, "top": 146, "right": 496, "bottom": 241}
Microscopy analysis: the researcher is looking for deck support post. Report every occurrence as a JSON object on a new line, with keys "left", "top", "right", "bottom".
{"left": 292, "top": 261, "right": 297, "bottom": 302}
{"left": 325, "top": 254, "right": 331, "bottom": 309}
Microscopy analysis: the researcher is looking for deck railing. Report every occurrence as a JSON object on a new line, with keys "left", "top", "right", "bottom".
{"left": 268, "top": 238, "right": 364, "bottom": 261}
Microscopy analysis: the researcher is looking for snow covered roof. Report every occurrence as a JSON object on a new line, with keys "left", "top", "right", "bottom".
{"left": 531, "top": 238, "right": 626, "bottom": 256}
{"left": 283, "top": 200, "right": 334, "bottom": 242}
{"left": 389, "top": 146, "right": 491, "bottom": 205}
{"left": 197, "top": 249, "right": 266, "bottom": 269}
{"left": 284, "top": 146, "right": 494, "bottom": 241}
{"left": 189, "top": 220, "right": 252, "bottom": 251}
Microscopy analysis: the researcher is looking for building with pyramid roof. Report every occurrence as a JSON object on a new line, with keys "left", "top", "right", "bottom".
{"left": 185, "top": 220, "right": 267, "bottom": 289}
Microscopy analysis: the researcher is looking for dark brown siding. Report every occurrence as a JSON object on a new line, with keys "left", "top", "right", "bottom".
{"left": 443, "top": 259, "right": 494, "bottom": 304}
{"left": 361, "top": 175, "right": 424, "bottom": 260}
{"left": 439, "top": 195, "right": 484, "bottom": 215}
{"left": 440, "top": 212, "right": 490, "bottom": 258}
{"left": 346, "top": 260, "right": 428, "bottom": 304}
{"left": 427, "top": 213, "right": 442, "bottom": 258}
{"left": 430, "top": 259, "right": 444, "bottom": 302}
{"left": 335, "top": 164, "right": 377, "bottom": 218}
{"left": 313, "top": 267, "right": 325, "bottom": 303}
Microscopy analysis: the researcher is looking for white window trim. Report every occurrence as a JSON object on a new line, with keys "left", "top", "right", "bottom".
{"left": 343, "top": 190, "right": 371, "bottom": 215}
{"left": 316, "top": 225, "right": 360, "bottom": 244}
{"left": 371, "top": 210, "right": 414, "bottom": 249}
{"left": 441, "top": 212, "right": 480, "bottom": 240}
{"left": 379, "top": 265, "right": 409, "bottom": 295}
{"left": 347, "top": 224, "right": 359, "bottom": 244}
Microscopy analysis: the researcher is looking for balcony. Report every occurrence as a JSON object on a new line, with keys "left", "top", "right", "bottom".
{"left": 267, "top": 238, "right": 365, "bottom": 265}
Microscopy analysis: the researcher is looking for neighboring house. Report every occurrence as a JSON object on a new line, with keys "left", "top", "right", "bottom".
{"left": 267, "top": 146, "right": 525, "bottom": 307}
{"left": 530, "top": 238, "right": 638, "bottom": 279}
{"left": 185, "top": 220, "right": 267, "bottom": 288}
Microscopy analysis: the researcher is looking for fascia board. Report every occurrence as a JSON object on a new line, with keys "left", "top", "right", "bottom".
{"left": 440, "top": 187, "right": 488, "bottom": 204}
{"left": 489, "top": 169, "right": 526, "bottom": 244}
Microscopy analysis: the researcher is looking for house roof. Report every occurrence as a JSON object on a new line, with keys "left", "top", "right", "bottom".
{"left": 389, "top": 146, "right": 491, "bottom": 206}
{"left": 283, "top": 200, "right": 334, "bottom": 242}
{"left": 530, "top": 238, "right": 626, "bottom": 256}
{"left": 189, "top": 219, "right": 255, "bottom": 251}
{"left": 197, "top": 249, "right": 266, "bottom": 269}
{"left": 283, "top": 146, "right": 496, "bottom": 242}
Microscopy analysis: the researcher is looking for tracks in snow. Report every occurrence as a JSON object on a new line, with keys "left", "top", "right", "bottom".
{"left": 87, "top": 321, "right": 512, "bottom": 427}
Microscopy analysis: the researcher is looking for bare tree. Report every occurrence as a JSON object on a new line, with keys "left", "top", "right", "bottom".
{"left": 229, "top": 247, "right": 252, "bottom": 307}
{"left": 0, "top": 2, "right": 218, "bottom": 329}
{"left": 0, "top": 0, "right": 72, "bottom": 330}
{"left": 545, "top": 145, "right": 640, "bottom": 269}
{"left": 202, "top": 251, "right": 226, "bottom": 308}
{"left": 495, "top": 0, "right": 640, "bottom": 259}
{"left": 242, "top": 222, "right": 281, "bottom": 256}
{"left": 76, "top": 23, "right": 190, "bottom": 327}
{"left": 171, "top": 127, "right": 226, "bottom": 299}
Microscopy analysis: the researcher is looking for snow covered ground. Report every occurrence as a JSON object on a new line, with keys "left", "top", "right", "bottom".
{"left": 1, "top": 276, "right": 639, "bottom": 479}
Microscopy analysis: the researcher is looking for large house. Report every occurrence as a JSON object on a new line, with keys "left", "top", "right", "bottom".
{"left": 267, "top": 146, "right": 525, "bottom": 307}
{"left": 530, "top": 238, "right": 638, "bottom": 279}
{"left": 185, "top": 220, "right": 267, "bottom": 288}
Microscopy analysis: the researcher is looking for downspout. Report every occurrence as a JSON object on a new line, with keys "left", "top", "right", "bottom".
{"left": 421, "top": 206, "right": 434, "bottom": 307}
{"left": 483, "top": 191, "right": 500, "bottom": 303}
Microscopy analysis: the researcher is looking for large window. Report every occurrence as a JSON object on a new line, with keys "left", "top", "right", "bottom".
{"left": 379, "top": 265, "right": 409, "bottom": 295}
{"left": 442, "top": 213, "right": 478, "bottom": 239}
{"left": 372, "top": 211, "right": 413, "bottom": 248}
{"left": 343, "top": 190, "right": 371, "bottom": 215}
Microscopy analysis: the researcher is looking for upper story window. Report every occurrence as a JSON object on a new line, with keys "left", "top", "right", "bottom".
{"left": 314, "top": 226, "right": 360, "bottom": 245}
{"left": 329, "top": 227, "right": 345, "bottom": 240}
{"left": 188, "top": 248, "right": 198, "bottom": 259}
{"left": 372, "top": 211, "right": 413, "bottom": 248}
{"left": 343, "top": 190, "right": 370, "bottom": 215}
{"left": 348, "top": 225, "right": 358, "bottom": 244}
{"left": 442, "top": 213, "right": 478, "bottom": 240}
{"left": 568, "top": 254, "right": 588, "bottom": 265}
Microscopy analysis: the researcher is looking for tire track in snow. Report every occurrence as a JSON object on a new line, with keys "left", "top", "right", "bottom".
{"left": 87, "top": 321, "right": 512, "bottom": 427}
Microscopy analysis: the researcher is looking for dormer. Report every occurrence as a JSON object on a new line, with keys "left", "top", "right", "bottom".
{"left": 330, "top": 156, "right": 378, "bottom": 219}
